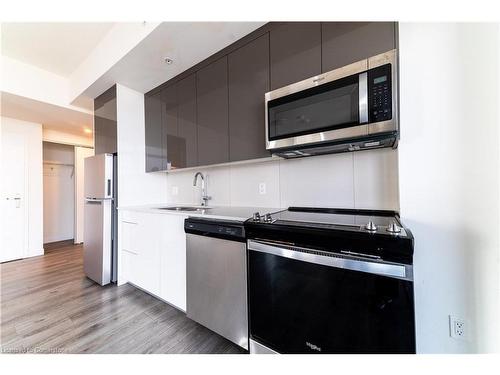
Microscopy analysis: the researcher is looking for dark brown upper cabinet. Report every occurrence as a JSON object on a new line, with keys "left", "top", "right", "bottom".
{"left": 144, "top": 22, "right": 399, "bottom": 172}
{"left": 177, "top": 74, "right": 198, "bottom": 168}
{"left": 321, "top": 22, "right": 396, "bottom": 72}
{"left": 144, "top": 91, "right": 163, "bottom": 172}
{"left": 94, "top": 85, "right": 117, "bottom": 155}
{"left": 270, "top": 22, "right": 321, "bottom": 90}
{"left": 228, "top": 34, "right": 271, "bottom": 162}
{"left": 161, "top": 84, "right": 184, "bottom": 170}
{"left": 196, "top": 56, "right": 229, "bottom": 165}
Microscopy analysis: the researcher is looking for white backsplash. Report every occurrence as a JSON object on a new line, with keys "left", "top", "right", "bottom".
{"left": 166, "top": 148, "right": 400, "bottom": 211}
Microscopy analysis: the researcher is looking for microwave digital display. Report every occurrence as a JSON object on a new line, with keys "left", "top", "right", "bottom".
{"left": 374, "top": 76, "right": 387, "bottom": 84}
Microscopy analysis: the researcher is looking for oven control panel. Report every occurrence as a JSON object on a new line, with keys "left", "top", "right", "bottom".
{"left": 368, "top": 63, "right": 392, "bottom": 123}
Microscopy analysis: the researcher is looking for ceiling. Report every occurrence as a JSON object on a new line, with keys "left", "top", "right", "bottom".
{"left": 1, "top": 22, "right": 114, "bottom": 77}
{"left": 83, "top": 22, "right": 266, "bottom": 98}
{"left": 1, "top": 92, "right": 93, "bottom": 138}
{"left": 0, "top": 22, "right": 265, "bottom": 139}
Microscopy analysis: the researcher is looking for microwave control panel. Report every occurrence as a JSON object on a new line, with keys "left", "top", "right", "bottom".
{"left": 368, "top": 64, "right": 392, "bottom": 123}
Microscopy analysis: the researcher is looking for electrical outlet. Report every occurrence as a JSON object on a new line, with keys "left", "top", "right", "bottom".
{"left": 258, "top": 182, "right": 266, "bottom": 195}
{"left": 172, "top": 186, "right": 179, "bottom": 196}
{"left": 449, "top": 315, "right": 467, "bottom": 340}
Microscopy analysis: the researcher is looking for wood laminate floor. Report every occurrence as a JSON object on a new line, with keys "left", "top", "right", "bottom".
{"left": 0, "top": 244, "right": 244, "bottom": 354}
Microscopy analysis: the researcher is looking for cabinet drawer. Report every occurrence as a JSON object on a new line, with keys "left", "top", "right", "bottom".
{"left": 121, "top": 210, "right": 139, "bottom": 223}
{"left": 121, "top": 221, "right": 139, "bottom": 254}
{"left": 121, "top": 249, "right": 138, "bottom": 285}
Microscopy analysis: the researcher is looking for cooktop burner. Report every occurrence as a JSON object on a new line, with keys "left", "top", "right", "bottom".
{"left": 249, "top": 207, "right": 408, "bottom": 237}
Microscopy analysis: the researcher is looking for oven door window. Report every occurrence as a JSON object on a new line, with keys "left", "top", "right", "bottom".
{"left": 267, "top": 74, "right": 360, "bottom": 141}
{"left": 248, "top": 250, "right": 415, "bottom": 354}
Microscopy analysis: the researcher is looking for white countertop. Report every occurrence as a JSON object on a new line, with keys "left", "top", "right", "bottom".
{"left": 117, "top": 204, "right": 282, "bottom": 222}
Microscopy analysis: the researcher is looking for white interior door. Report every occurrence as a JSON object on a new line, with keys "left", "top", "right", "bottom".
{"left": 1, "top": 132, "right": 26, "bottom": 262}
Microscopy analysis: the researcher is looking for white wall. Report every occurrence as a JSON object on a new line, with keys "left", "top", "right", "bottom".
{"left": 0, "top": 116, "right": 43, "bottom": 258}
{"left": 42, "top": 142, "right": 75, "bottom": 243}
{"left": 165, "top": 148, "right": 399, "bottom": 211}
{"left": 74, "top": 146, "right": 94, "bottom": 244}
{"left": 116, "top": 84, "right": 167, "bottom": 207}
{"left": 1, "top": 56, "right": 92, "bottom": 114}
{"left": 399, "top": 23, "right": 499, "bottom": 353}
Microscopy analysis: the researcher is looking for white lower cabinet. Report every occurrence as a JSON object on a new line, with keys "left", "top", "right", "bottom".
{"left": 119, "top": 210, "right": 187, "bottom": 311}
{"left": 159, "top": 215, "right": 187, "bottom": 311}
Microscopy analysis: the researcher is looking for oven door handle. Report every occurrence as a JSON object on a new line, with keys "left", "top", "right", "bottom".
{"left": 247, "top": 240, "right": 413, "bottom": 281}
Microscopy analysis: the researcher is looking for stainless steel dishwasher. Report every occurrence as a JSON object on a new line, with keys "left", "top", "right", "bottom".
{"left": 184, "top": 217, "right": 248, "bottom": 350}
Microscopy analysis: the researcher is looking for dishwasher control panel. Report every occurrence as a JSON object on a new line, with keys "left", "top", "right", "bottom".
{"left": 184, "top": 218, "right": 245, "bottom": 242}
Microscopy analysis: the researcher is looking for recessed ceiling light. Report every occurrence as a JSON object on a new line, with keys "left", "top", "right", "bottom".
{"left": 84, "top": 128, "right": 92, "bottom": 134}
{"left": 164, "top": 57, "right": 173, "bottom": 65}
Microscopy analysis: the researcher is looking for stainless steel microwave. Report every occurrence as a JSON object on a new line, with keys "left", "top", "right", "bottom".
{"left": 265, "top": 49, "right": 398, "bottom": 158}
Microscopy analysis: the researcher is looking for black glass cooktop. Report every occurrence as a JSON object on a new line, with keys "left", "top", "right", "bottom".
{"left": 276, "top": 207, "right": 396, "bottom": 226}
{"left": 250, "top": 207, "right": 409, "bottom": 238}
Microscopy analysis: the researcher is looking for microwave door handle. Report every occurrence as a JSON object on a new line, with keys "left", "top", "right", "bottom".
{"left": 359, "top": 72, "right": 368, "bottom": 124}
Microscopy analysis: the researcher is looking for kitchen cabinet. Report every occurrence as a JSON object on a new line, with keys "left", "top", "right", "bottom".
{"left": 144, "top": 22, "right": 398, "bottom": 171}
{"left": 119, "top": 212, "right": 161, "bottom": 295}
{"left": 94, "top": 85, "right": 117, "bottom": 155}
{"left": 269, "top": 22, "right": 321, "bottom": 90}
{"left": 196, "top": 57, "right": 229, "bottom": 165}
{"left": 176, "top": 74, "right": 198, "bottom": 168}
{"left": 159, "top": 215, "right": 187, "bottom": 310}
{"left": 118, "top": 210, "right": 187, "bottom": 311}
{"left": 321, "top": 22, "right": 396, "bottom": 72}
{"left": 161, "top": 85, "right": 183, "bottom": 169}
{"left": 228, "top": 34, "right": 270, "bottom": 162}
{"left": 144, "top": 92, "right": 164, "bottom": 172}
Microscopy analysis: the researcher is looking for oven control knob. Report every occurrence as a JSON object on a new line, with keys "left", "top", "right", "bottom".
{"left": 365, "top": 221, "right": 377, "bottom": 232}
{"left": 264, "top": 213, "right": 273, "bottom": 223}
{"left": 387, "top": 221, "right": 402, "bottom": 234}
{"left": 252, "top": 212, "right": 261, "bottom": 222}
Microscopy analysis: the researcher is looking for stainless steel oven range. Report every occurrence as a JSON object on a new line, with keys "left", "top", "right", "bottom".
{"left": 245, "top": 207, "right": 415, "bottom": 354}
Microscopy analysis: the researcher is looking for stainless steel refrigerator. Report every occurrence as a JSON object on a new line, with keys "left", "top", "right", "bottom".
{"left": 83, "top": 153, "right": 117, "bottom": 285}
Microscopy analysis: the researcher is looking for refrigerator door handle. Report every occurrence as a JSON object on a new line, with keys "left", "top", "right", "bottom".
{"left": 85, "top": 198, "right": 103, "bottom": 204}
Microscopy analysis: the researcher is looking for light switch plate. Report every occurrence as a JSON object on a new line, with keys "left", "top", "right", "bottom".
{"left": 172, "top": 186, "right": 179, "bottom": 196}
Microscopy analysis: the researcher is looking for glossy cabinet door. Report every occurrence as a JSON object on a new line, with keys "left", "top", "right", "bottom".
{"left": 321, "top": 22, "right": 396, "bottom": 72}
{"left": 161, "top": 85, "right": 182, "bottom": 169}
{"left": 269, "top": 22, "right": 321, "bottom": 90}
{"left": 144, "top": 92, "right": 164, "bottom": 172}
{"left": 196, "top": 57, "right": 229, "bottom": 165}
{"left": 94, "top": 85, "right": 117, "bottom": 155}
{"left": 228, "top": 34, "right": 271, "bottom": 162}
{"left": 177, "top": 74, "right": 198, "bottom": 168}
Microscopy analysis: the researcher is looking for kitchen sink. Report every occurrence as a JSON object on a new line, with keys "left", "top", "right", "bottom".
{"left": 159, "top": 206, "right": 212, "bottom": 212}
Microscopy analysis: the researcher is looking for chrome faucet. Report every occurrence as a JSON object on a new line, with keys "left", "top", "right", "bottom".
{"left": 193, "top": 172, "right": 211, "bottom": 206}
